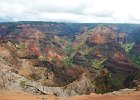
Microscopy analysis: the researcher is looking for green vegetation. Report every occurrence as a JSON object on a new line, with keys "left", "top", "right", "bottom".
{"left": 20, "top": 80, "right": 28, "bottom": 90}
{"left": 130, "top": 55, "right": 140, "bottom": 67}
{"left": 61, "top": 58, "right": 73, "bottom": 67}
{"left": 108, "top": 73, "right": 125, "bottom": 89}
{"left": 121, "top": 43, "right": 134, "bottom": 53}
{"left": 38, "top": 56, "right": 46, "bottom": 61}
{"left": 17, "top": 43, "right": 24, "bottom": 49}
{"left": 59, "top": 38, "right": 65, "bottom": 43}
{"left": 64, "top": 45, "right": 74, "bottom": 55}
{"left": 94, "top": 70, "right": 109, "bottom": 94}
{"left": 73, "top": 44, "right": 82, "bottom": 50}
{"left": 74, "top": 43, "right": 92, "bottom": 55}
{"left": 91, "top": 58, "right": 107, "bottom": 69}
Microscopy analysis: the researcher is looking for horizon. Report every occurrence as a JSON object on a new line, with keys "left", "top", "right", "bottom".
{"left": 0, "top": 21, "right": 140, "bottom": 25}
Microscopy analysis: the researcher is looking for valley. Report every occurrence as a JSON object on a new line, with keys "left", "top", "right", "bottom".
{"left": 0, "top": 22, "right": 140, "bottom": 99}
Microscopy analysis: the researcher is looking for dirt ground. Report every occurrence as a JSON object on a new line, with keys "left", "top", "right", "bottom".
{"left": 0, "top": 91, "right": 140, "bottom": 100}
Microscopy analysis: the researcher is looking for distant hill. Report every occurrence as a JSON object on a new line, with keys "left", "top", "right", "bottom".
{"left": 0, "top": 21, "right": 140, "bottom": 41}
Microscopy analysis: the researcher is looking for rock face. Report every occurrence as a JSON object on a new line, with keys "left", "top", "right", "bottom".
{"left": 86, "top": 26, "right": 116, "bottom": 46}
{"left": 0, "top": 70, "right": 78, "bottom": 96}
{"left": 86, "top": 26, "right": 127, "bottom": 46}
{"left": 1, "top": 24, "right": 67, "bottom": 61}
{"left": 94, "top": 68, "right": 109, "bottom": 94}
{"left": 103, "top": 43, "right": 136, "bottom": 74}
{"left": 66, "top": 73, "right": 95, "bottom": 95}
{"left": 93, "top": 43, "right": 138, "bottom": 89}
{"left": 0, "top": 42, "right": 21, "bottom": 69}
{"left": 73, "top": 51, "right": 90, "bottom": 67}
{"left": 131, "top": 79, "right": 140, "bottom": 91}
{"left": 84, "top": 26, "right": 138, "bottom": 89}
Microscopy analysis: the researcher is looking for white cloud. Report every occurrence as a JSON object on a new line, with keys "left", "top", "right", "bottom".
{"left": 0, "top": 0, "right": 140, "bottom": 23}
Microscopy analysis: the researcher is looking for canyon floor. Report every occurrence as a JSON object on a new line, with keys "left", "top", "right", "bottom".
{"left": 0, "top": 90, "right": 140, "bottom": 100}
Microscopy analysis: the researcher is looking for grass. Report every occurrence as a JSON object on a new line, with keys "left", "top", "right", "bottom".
{"left": 121, "top": 43, "right": 134, "bottom": 53}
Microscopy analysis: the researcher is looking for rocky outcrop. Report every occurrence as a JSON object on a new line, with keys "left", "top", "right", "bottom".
{"left": 86, "top": 26, "right": 116, "bottom": 46}
{"left": 73, "top": 51, "right": 90, "bottom": 67}
{"left": 0, "top": 42, "right": 21, "bottom": 69}
{"left": 116, "top": 33, "right": 127, "bottom": 44}
{"left": 65, "top": 73, "right": 95, "bottom": 95}
{"left": 103, "top": 43, "right": 137, "bottom": 74}
{"left": 94, "top": 68, "right": 109, "bottom": 94}
{"left": 130, "top": 79, "right": 140, "bottom": 91}
{"left": 0, "top": 70, "right": 78, "bottom": 96}
{"left": 86, "top": 26, "right": 127, "bottom": 46}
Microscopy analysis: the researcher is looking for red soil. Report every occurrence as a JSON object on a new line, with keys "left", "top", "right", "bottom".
{"left": 0, "top": 91, "right": 140, "bottom": 100}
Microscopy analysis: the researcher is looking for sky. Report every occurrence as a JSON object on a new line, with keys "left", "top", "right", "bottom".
{"left": 0, "top": 0, "right": 140, "bottom": 23}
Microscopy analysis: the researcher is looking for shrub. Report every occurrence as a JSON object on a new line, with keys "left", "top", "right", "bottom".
{"left": 20, "top": 80, "right": 28, "bottom": 90}
{"left": 130, "top": 55, "right": 140, "bottom": 67}
{"left": 92, "top": 58, "right": 107, "bottom": 69}
{"left": 61, "top": 58, "right": 73, "bottom": 67}
{"left": 64, "top": 45, "right": 74, "bottom": 55}
{"left": 17, "top": 43, "right": 24, "bottom": 49}
{"left": 121, "top": 43, "right": 134, "bottom": 53}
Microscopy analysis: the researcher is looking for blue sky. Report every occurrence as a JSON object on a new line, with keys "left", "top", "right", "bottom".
{"left": 0, "top": 0, "right": 140, "bottom": 23}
